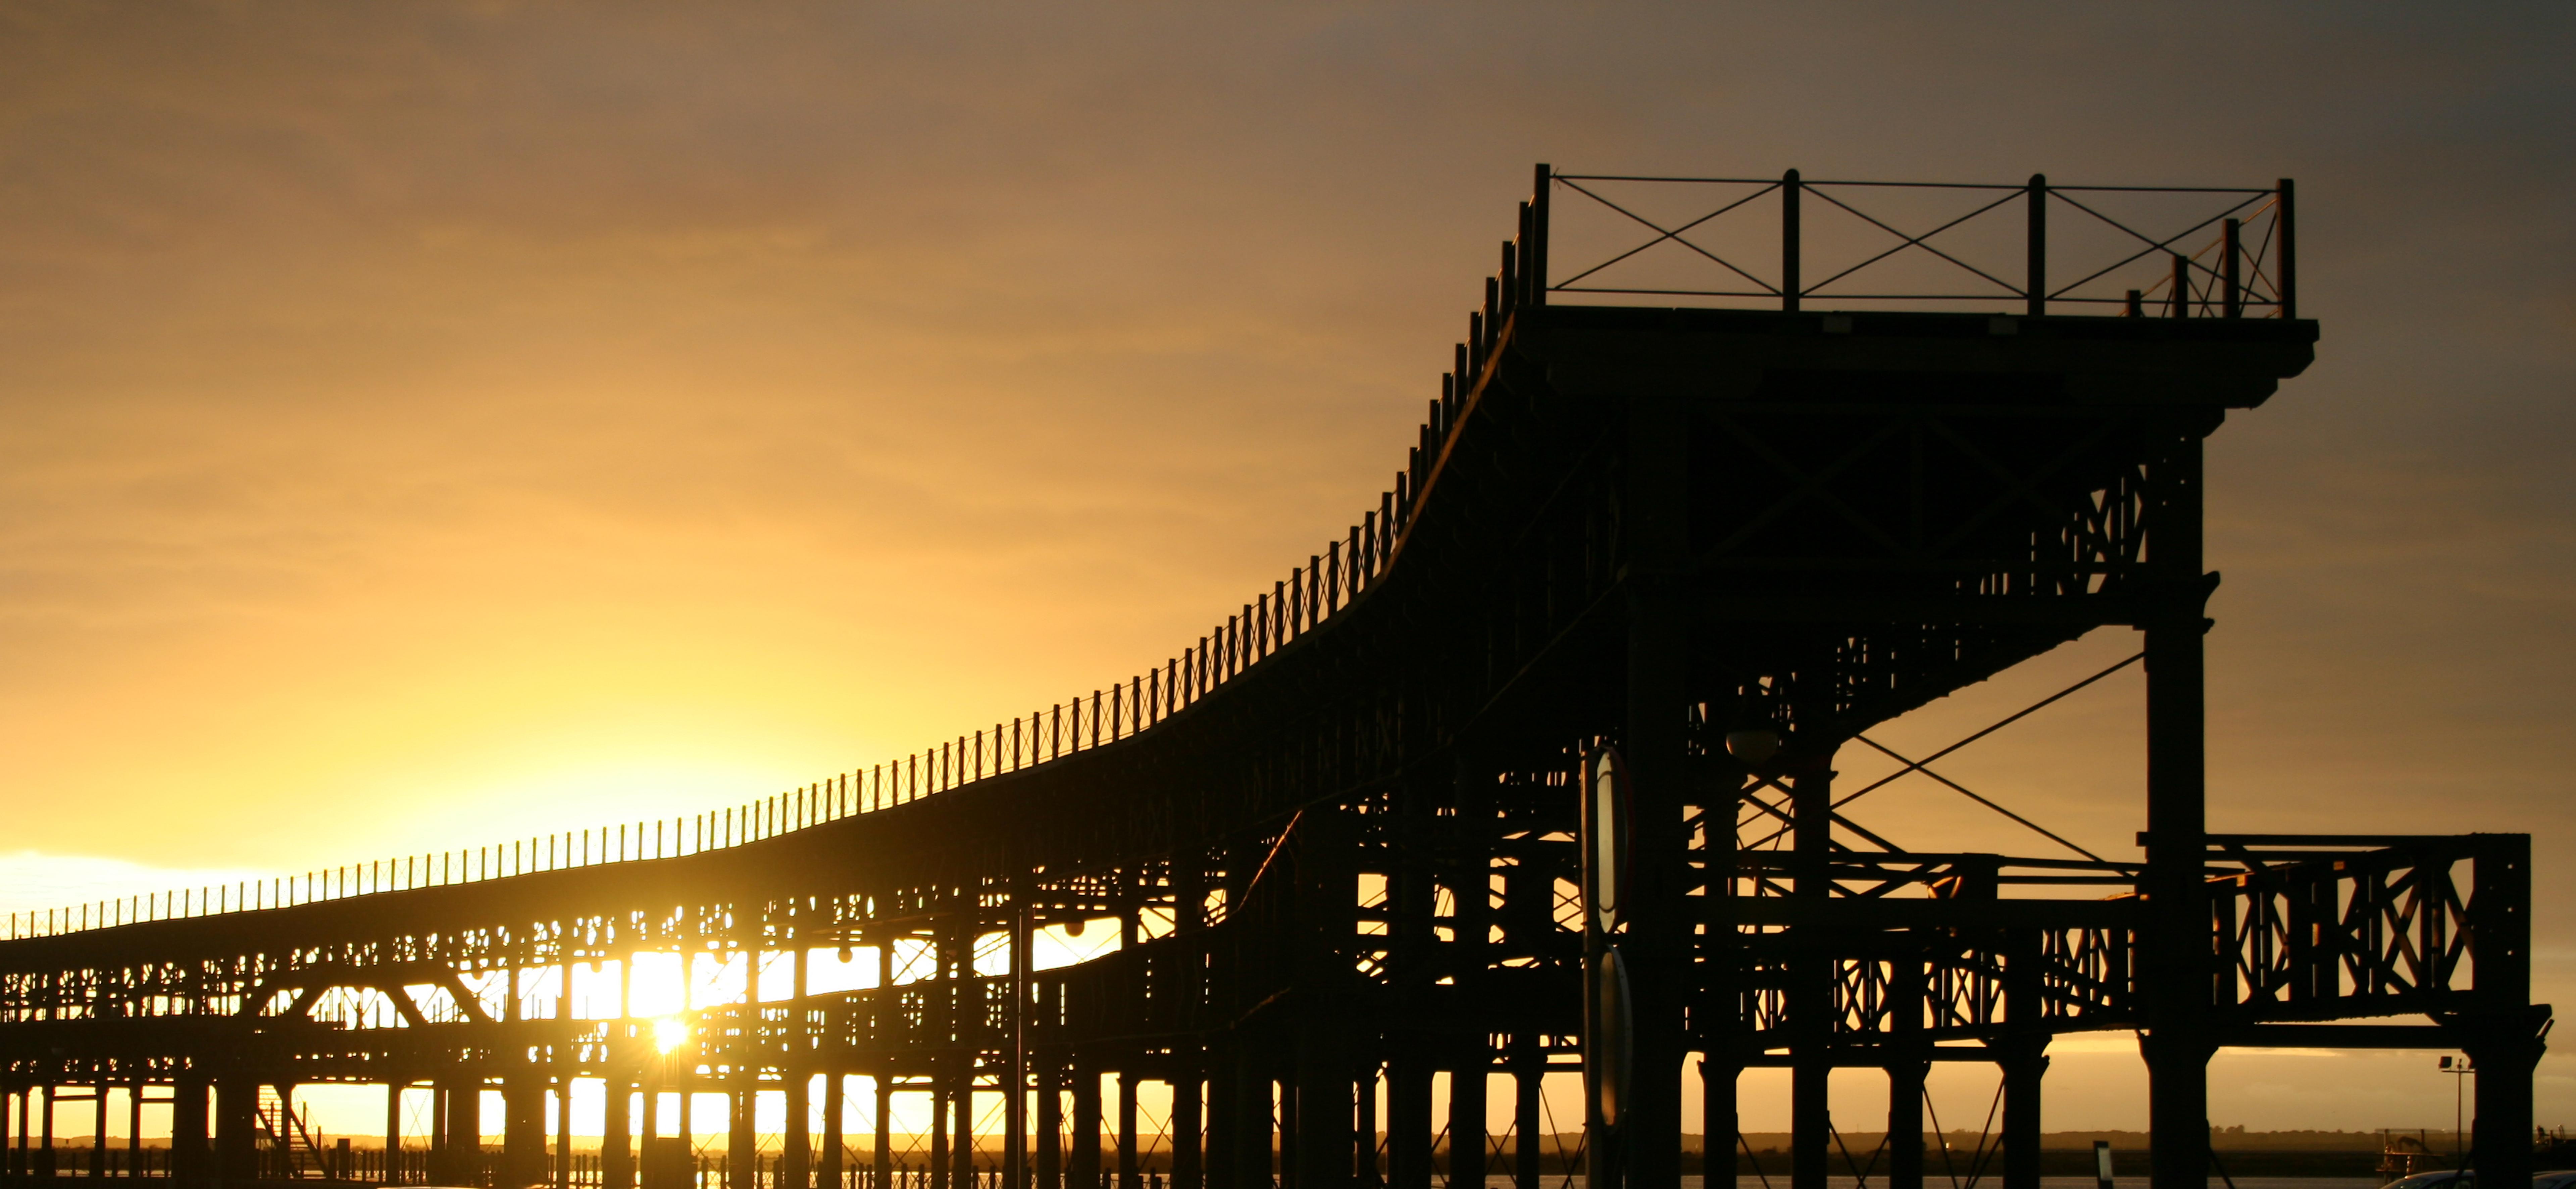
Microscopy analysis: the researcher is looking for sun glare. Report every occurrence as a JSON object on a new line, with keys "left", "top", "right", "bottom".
{"left": 652, "top": 1016, "right": 688, "bottom": 1053}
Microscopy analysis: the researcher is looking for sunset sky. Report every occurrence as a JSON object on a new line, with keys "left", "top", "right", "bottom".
{"left": 3, "top": 1, "right": 2573, "bottom": 1138}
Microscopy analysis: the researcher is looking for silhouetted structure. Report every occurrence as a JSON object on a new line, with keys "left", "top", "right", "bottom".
{"left": 0, "top": 168, "right": 2543, "bottom": 1189}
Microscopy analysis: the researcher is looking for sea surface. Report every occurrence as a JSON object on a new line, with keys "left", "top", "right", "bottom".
{"left": 1465, "top": 1180, "right": 2381, "bottom": 1189}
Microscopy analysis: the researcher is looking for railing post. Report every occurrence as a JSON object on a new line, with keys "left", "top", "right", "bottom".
{"left": 2168, "top": 253, "right": 2190, "bottom": 319}
{"left": 2276, "top": 179, "right": 2296, "bottom": 319}
{"left": 1529, "top": 163, "right": 1550, "bottom": 306}
{"left": 1781, "top": 169, "right": 1801, "bottom": 312}
{"left": 2221, "top": 218, "right": 2241, "bottom": 319}
{"left": 2026, "top": 174, "right": 2047, "bottom": 317}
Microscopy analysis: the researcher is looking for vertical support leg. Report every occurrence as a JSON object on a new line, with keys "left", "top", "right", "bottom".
{"left": 955, "top": 1075, "right": 976, "bottom": 1189}
{"left": 1174, "top": 1051, "right": 1205, "bottom": 1189}
{"left": 931, "top": 1078, "right": 952, "bottom": 1189}
{"left": 1999, "top": 1046, "right": 2048, "bottom": 1189}
{"left": 1230, "top": 1057, "right": 1271, "bottom": 1189}
{"left": 508, "top": 1076, "right": 548, "bottom": 1188}
{"left": 1623, "top": 391, "right": 1692, "bottom": 1189}
{"left": 2466, "top": 833, "right": 2542, "bottom": 1188}
{"left": 1292, "top": 1053, "right": 1347, "bottom": 1189}
{"left": 1512, "top": 1039, "right": 1542, "bottom": 1189}
{"left": 1447, "top": 763, "right": 1491, "bottom": 1189}
{"left": 2469, "top": 1034, "right": 2543, "bottom": 1188}
{"left": 1887, "top": 942, "right": 1926, "bottom": 1189}
{"left": 171, "top": 1080, "right": 209, "bottom": 1189}
{"left": 1788, "top": 758, "right": 1833, "bottom": 1189}
{"left": 386, "top": 1083, "right": 406, "bottom": 1188}
{"left": 727, "top": 1085, "right": 755, "bottom": 1189}
{"left": 787, "top": 1075, "right": 813, "bottom": 1189}
{"left": 874, "top": 1071, "right": 894, "bottom": 1189}
{"left": 1699, "top": 1060, "right": 1734, "bottom": 1189}
{"left": 215, "top": 1080, "right": 256, "bottom": 1186}
{"left": 1884, "top": 1063, "right": 1924, "bottom": 1189}
{"left": 1203, "top": 1045, "right": 1235, "bottom": 1189}
{"left": 1788, "top": 1066, "right": 1828, "bottom": 1189}
{"left": 1386, "top": 1052, "right": 1429, "bottom": 1189}
{"left": 1116, "top": 1072, "right": 1138, "bottom": 1189}
{"left": 560, "top": 1078, "right": 578, "bottom": 1189}
{"left": 456, "top": 1080, "right": 487, "bottom": 1187}
{"left": 822, "top": 1076, "right": 846, "bottom": 1189}
{"left": 1069, "top": 1061, "right": 1100, "bottom": 1189}
{"left": 1036, "top": 1058, "right": 1063, "bottom": 1189}
{"left": 2143, "top": 429, "right": 2210, "bottom": 1189}
{"left": 606, "top": 1081, "right": 636, "bottom": 1189}
{"left": 1276, "top": 1075, "right": 1297, "bottom": 1189}
{"left": 1353, "top": 1064, "right": 1376, "bottom": 1188}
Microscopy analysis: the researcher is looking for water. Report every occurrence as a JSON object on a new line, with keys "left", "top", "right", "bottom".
{"left": 1463, "top": 1180, "right": 2380, "bottom": 1189}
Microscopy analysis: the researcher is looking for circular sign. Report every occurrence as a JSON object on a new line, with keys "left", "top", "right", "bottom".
{"left": 1587, "top": 945, "right": 1635, "bottom": 1128}
{"left": 1582, "top": 746, "right": 1631, "bottom": 935}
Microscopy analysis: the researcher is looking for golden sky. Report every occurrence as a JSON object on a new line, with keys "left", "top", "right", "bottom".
{"left": 3, "top": 0, "right": 2572, "bottom": 1133}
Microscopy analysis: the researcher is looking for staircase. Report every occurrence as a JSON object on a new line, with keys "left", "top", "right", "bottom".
{"left": 256, "top": 1085, "right": 330, "bottom": 1179}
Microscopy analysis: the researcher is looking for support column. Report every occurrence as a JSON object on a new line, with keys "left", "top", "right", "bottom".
{"left": 1037, "top": 1057, "right": 1063, "bottom": 1189}
{"left": 1354, "top": 1064, "right": 1376, "bottom": 1187}
{"left": 171, "top": 1079, "right": 209, "bottom": 1188}
{"left": 507, "top": 1076, "right": 548, "bottom": 1188}
{"left": 1297, "top": 806, "right": 1357, "bottom": 1189}
{"left": 726, "top": 1084, "right": 755, "bottom": 1189}
{"left": 955, "top": 1072, "right": 976, "bottom": 1189}
{"left": 1512, "top": 1039, "right": 1542, "bottom": 1189}
{"left": 1447, "top": 764, "right": 1490, "bottom": 1189}
{"left": 2142, "top": 430, "right": 2211, "bottom": 1189}
{"left": 1068, "top": 1062, "right": 1099, "bottom": 1189}
{"left": 1009, "top": 892, "right": 1033, "bottom": 1189}
{"left": 1699, "top": 1060, "right": 1733, "bottom": 1189}
{"left": 1999, "top": 1044, "right": 2048, "bottom": 1189}
{"left": 1173, "top": 1051, "right": 1204, "bottom": 1189}
{"left": 1276, "top": 1075, "right": 1297, "bottom": 1189}
{"left": 822, "top": 1075, "right": 846, "bottom": 1189}
{"left": 605, "top": 1081, "right": 636, "bottom": 1189}
{"left": 448, "top": 1079, "right": 486, "bottom": 1187}
{"left": 873, "top": 1070, "right": 894, "bottom": 1189}
{"left": 214, "top": 1079, "right": 257, "bottom": 1185}
{"left": 1386, "top": 1051, "right": 1428, "bottom": 1189}
{"left": 1622, "top": 390, "right": 1691, "bottom": 1189}
{"left": 558, "top": 1078, "right": 577, "bottom": 1189}
{"left": 786, "top": 1075, "right": 813, "bottom": 1189}
{"left": 1886, "top": 942, "right": 1926, "bottom": 1189}
{"left": 1788, "top": 757, "right": 1833, "bottom": 1189}
{"left": 2465, "top": 833, "right": 2542, "bottom": 1188}
{"left": 1203, "top": 1044, "right": 1234, "bottom": 1189}
{"left": 1115, "top": 1073, "right": 1138, "bottom": 1189}
{"left": 1229, "top": 1056, "right": 1271, "bottom": 1189}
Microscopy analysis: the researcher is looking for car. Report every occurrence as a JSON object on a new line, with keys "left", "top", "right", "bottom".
{"left": 2386, "top": 1172, "right": 2472, "bottom": 1189}
{"left": 2530, "top": 1172, "right": 2576, "bottom": 1189}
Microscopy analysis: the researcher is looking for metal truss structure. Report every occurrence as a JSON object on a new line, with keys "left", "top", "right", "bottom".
{"left": 0, "top": 167, "right": 2545, "bottom": 1189}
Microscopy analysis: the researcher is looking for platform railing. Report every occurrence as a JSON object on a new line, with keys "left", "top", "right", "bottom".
{"left": 1545, "top": 169, "right": 2294, "bottom": 319}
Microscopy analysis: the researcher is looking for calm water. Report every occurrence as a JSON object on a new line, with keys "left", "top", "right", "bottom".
{"left": 1464, "top": 1180, "right": 2380, "bottom": 1189}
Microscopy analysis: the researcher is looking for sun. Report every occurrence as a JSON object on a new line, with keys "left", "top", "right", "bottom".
{"left": 652, "top": 1016, "right": 689, "bottom": 1054}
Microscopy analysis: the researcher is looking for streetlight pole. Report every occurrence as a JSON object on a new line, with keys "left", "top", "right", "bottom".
{"left": 2441, "top": 1055, "right": 2475, "bottom": 1172}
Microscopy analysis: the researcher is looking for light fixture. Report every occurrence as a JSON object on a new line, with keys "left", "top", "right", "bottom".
{"left": 1724, "top": 726, "right": 1782, "bottom": 766}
